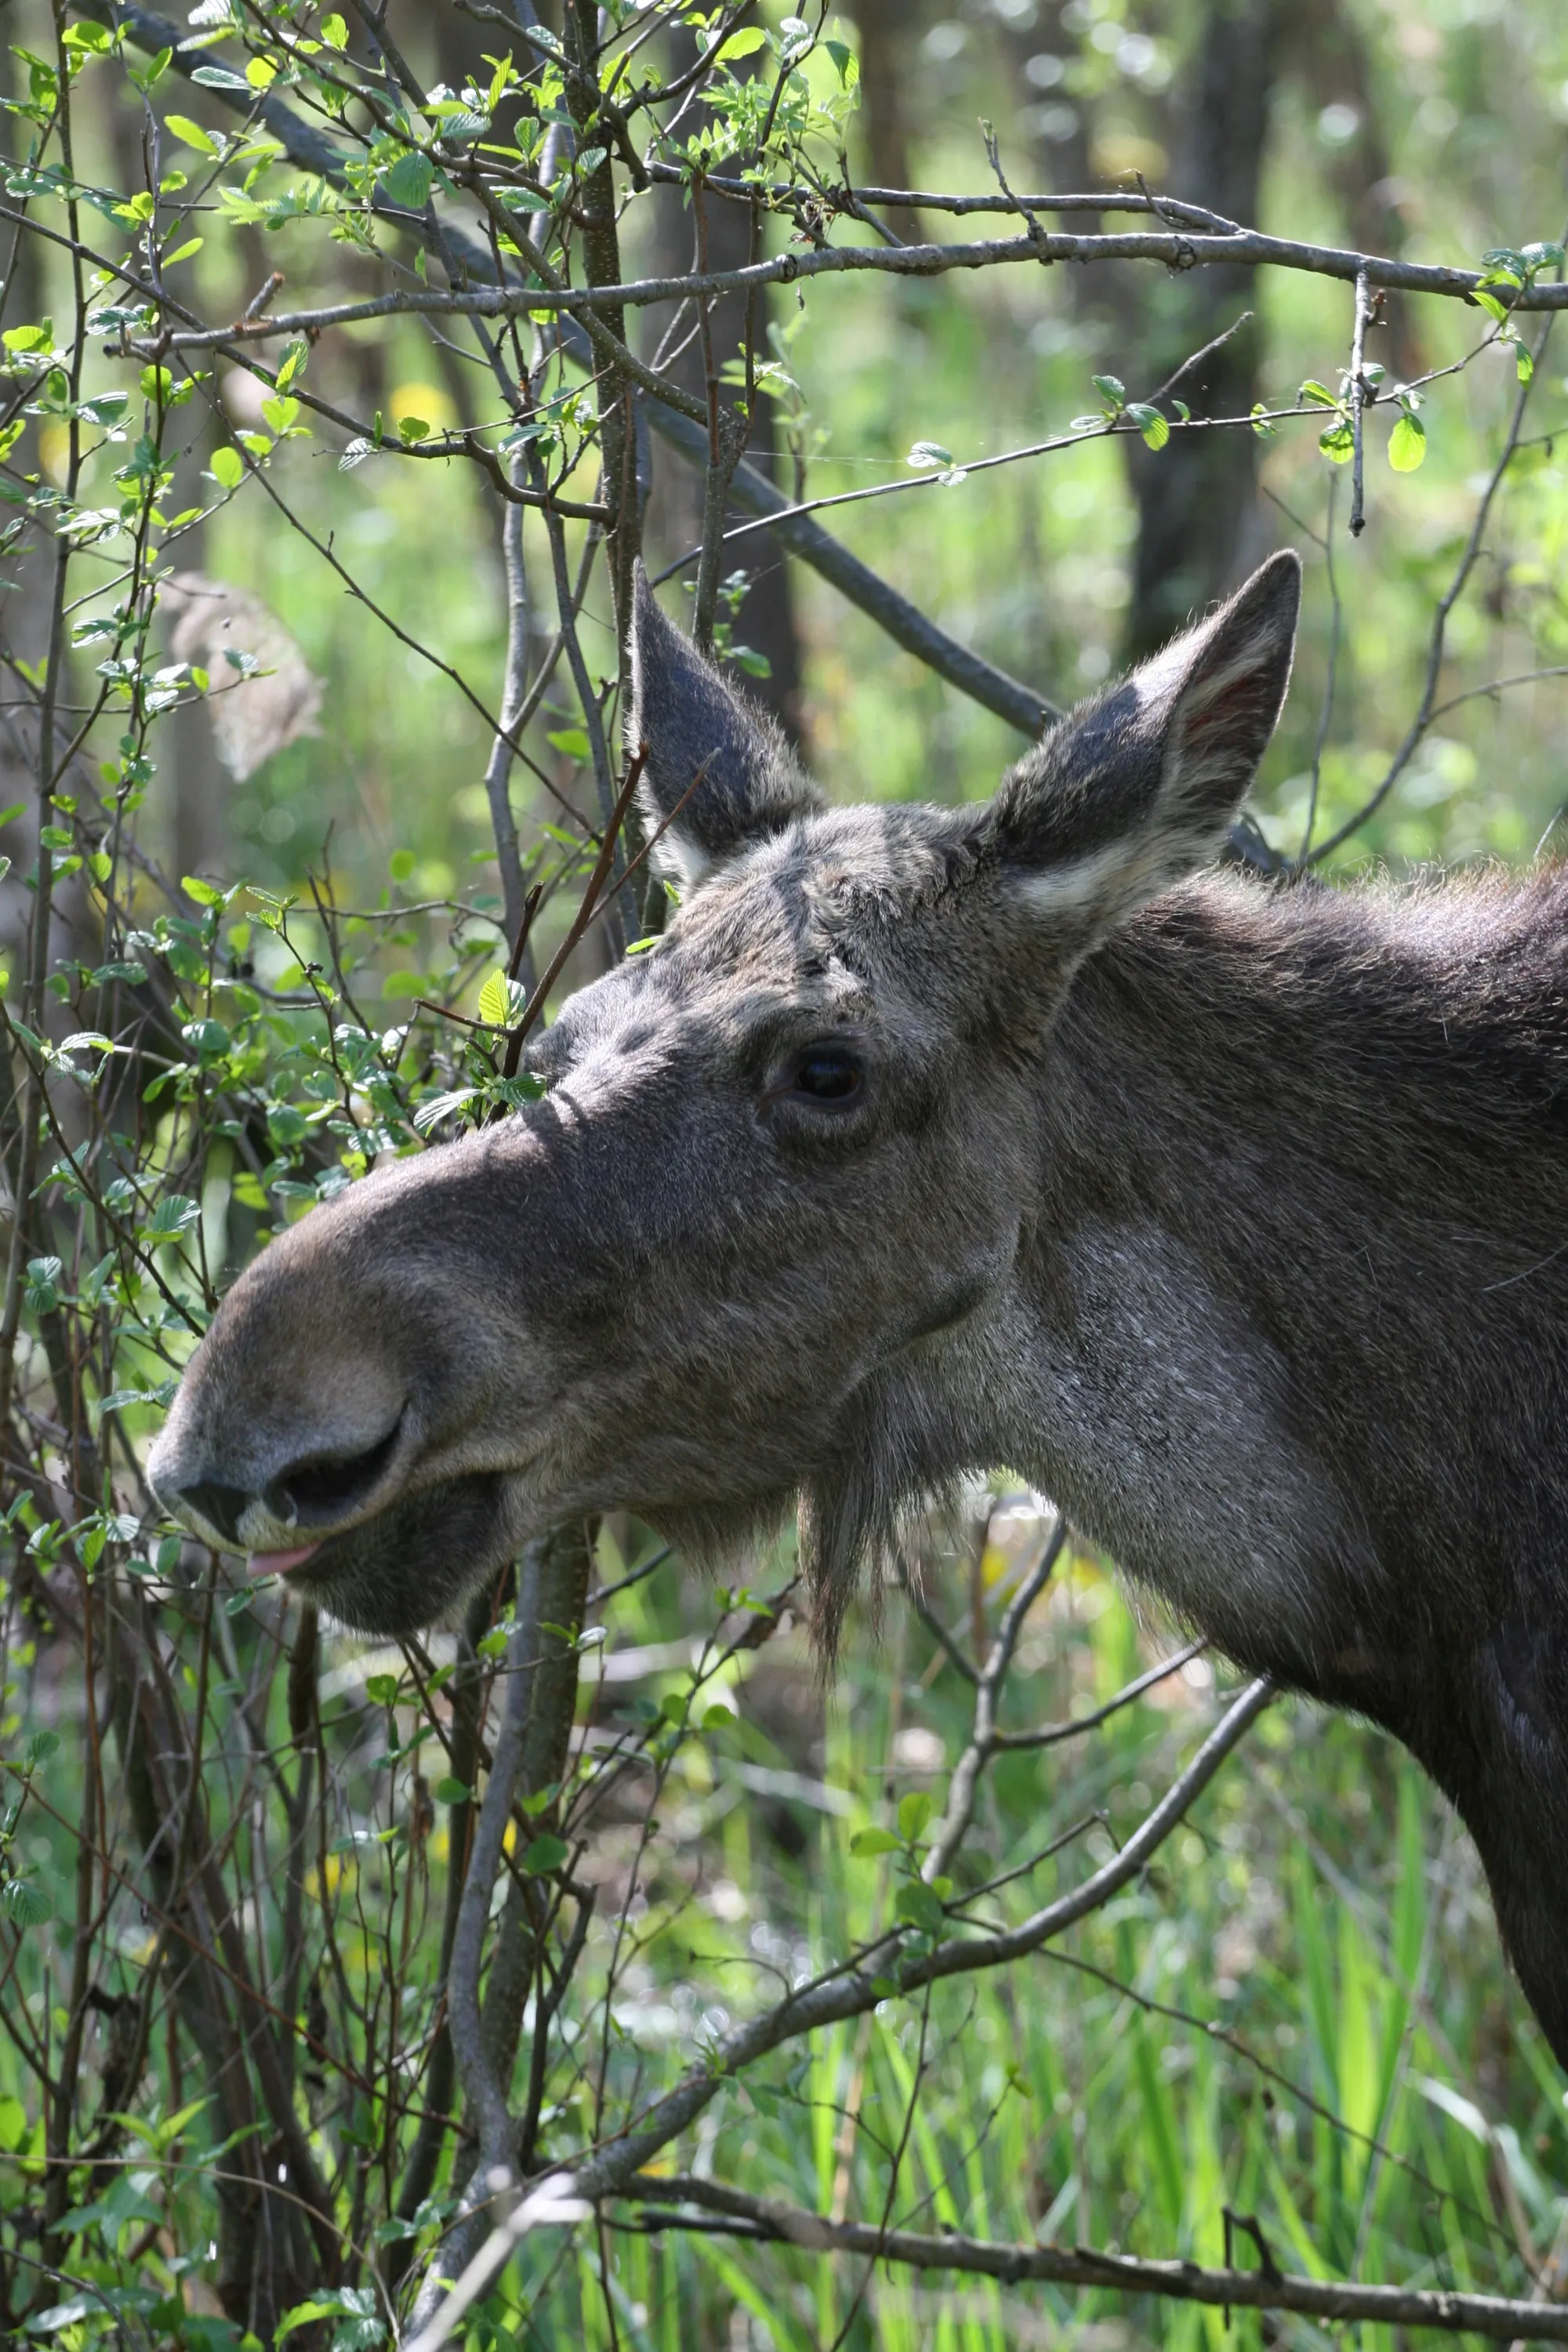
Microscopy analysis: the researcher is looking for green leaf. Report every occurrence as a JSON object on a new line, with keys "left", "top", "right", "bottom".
{"left": 906, "top": 440, "right": 953, "bottom": 470}
{"left": 477, "top": 968, "right": 510, "bottom": 1027}
{"left": 276, "top": 2290, "right": 383, "bottom": 2350}
{"left": 897, "top": 1789, "right": 933, "bottom": 1843}
{"left": 183, "top": 873, "right": 225, "bottom": 906}
{"left": 275, "top": 339, "right": 309, "bottom": 390}
{"left": 412, "top": 1087, "right": 477, "bottom": 1132}
{"left": 365, "top": 1672, "right": 400, "bottom": 1707}
{"left": 266, "top": 1102, "right": 309, "bottom": 1148}
{"left": 24, "top": 1257, "right": 60, "bottom": 1316}
{"left": 893, "top": 1879, "right": 946, "bottom": 1935}
{"left": 1472, "top": 286, "right": 1510, "bottom": 323}
{"left": 182, "top": 1017, "right": 230, "bottom": 1060}
{"left": 24, "top": 2296, "right": 99, "bottom": 2332}
{"left": 165, "top": 114, "right": 220, "bottom": 155}
{"left": 1388, "top": 412, "right": 1426, "bottom": 471}
{"left": 397, "top": 415, "right": 430, "bottom": 445}
{"left": 1091, "top": 373, "right": 1126, "bottom": 406}
{"left": 321, "top": 13, "right": 348, "bottom": 47}
{"left": 1298, "top": 379, "right": 1339, "bottom": 408}
{"left": 1517, "top": 344, "right": 1534, "bottom": 385}
{"left": 711, "top": 24, "right": 767, "bottom": 60}
{"left": 144, "top": 1193, "right": 201, "bottom": 1238}
{"left": 1124, "top": 402, "right": 1169, "bottom": 450}
{"left": 380, "top": 149, "right": 433, "bottom": 211}
{"left": 434, "top": 1777, "right": 474, "bottom": 1806}
{"left": 848, "top": 1826, "right": 902, "bottom": 1857}
{"left": 546, "top": 725, "right": 590, "bottom": 758}
{"left": 521, "top": 1832, "right": 570, "bottom": 1875}
{"left": 2, "top": 1878, "right": 50, "bottom": 1927}
{"left": 1319, "top": 419, "right": 1355, "bottom": 463}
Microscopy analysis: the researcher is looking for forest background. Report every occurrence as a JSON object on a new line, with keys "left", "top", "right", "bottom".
{"left": 5, "top": 0, "right": 1568, "bottom": 2347}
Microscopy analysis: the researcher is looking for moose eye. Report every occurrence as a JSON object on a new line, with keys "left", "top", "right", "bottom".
{"left": 786, "top": 1044, "right": 862, "bottom": 1104}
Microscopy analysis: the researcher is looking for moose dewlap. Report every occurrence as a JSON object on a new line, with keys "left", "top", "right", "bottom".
{"left": 151, "top": 551, "right": 1568, "bottom": 2063}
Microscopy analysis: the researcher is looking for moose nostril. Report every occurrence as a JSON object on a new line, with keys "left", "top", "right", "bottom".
{"left": 268, "top": 1420, "right": 402, "bottom": 1528}
{"left": 180, "top": 1479, "right": 252, "bottom": 1548}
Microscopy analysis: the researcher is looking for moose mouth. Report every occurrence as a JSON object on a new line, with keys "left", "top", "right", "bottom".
{"left": 250, "top": 1469, "right": 524, "bottom": 1636}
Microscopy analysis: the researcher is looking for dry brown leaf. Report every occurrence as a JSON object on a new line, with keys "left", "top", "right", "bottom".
{"left": 161, "top": 571, "right": 324, "bottom": 782}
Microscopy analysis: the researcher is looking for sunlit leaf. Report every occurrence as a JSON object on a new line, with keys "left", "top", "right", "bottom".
{"left": 1125, "top": 401, "right": 1169, "bottom": 450}
{"left": 165, "top": 114, "right": 220, "bottom": 155}
{"left": 710, "top": 24, "right": 767, "bottom": 60}
{"left": 1388, "top": 412, "right": 1426, "bottom": 470}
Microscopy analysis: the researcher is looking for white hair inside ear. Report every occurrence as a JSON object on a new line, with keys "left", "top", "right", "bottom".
{"left": 650, "top": 822, "right": 714, "bottom": 894}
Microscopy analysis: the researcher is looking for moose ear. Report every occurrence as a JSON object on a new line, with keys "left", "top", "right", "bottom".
{"left": 626, "top": 562, "right": 823, "bottom": 889}
{"left": 988, "top": 550, "right": 1301, "bottom": 936}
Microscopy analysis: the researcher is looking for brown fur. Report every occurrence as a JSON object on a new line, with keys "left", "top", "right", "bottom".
{"left": 151, "top": 554, "right": 1568, "bottom": 2059}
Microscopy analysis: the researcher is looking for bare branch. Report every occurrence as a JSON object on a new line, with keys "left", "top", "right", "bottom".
{"left": 616, "top": 2176, "right": 1568, "bottom": 2343}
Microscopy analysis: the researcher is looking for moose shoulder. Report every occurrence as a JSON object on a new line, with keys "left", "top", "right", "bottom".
{"left": 151, "top": 550, "right": 1568, "bottom": 2062}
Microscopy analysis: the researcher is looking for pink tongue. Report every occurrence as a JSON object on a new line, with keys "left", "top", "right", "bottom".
{"left": 249, "top": 1543, "right": 320, "bottom": 1580}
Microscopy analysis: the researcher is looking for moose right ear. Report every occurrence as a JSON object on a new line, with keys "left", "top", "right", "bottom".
{"left": 986, "top": 549, "right": 1301, "bottom": 945}
{"left": 626, "top": 563, "right": 823, "bottom": 889}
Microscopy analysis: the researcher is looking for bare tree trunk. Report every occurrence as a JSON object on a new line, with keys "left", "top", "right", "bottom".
{"left": 1123, "top": 0, "right": 1283, "bottom": 660}
{"left": 640, "top": 169, "right": 805, "bottom": 739}
{"left": 1279, "top": 0, "right": 1421, "bottom": 381}
{"left": 849, "top": 0, "right": 925, "bottom": 212}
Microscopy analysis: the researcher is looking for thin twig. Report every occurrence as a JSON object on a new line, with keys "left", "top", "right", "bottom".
{"left": 1309, "top": 304, "right": 1557, "bottom": 863}
{"left": 1348, "top": 266, "right": 1374, "bottom": 537}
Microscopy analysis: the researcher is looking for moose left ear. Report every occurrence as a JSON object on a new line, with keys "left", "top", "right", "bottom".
{"left": 988, "top": 550, "right": 1301, "bottom": 935}
{"left": 626, "top": 563, "right": 822, "bottom": 889}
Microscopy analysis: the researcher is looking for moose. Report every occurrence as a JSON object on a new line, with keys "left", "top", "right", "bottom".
{"left": 151, "top": 550, "right": 1568, "bottom": 2063}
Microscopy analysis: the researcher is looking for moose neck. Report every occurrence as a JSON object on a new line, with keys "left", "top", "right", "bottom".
{"left": 988, "top": 869, "right": 1568, "bottom": 1700}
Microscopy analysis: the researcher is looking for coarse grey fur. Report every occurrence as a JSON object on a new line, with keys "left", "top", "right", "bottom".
{"left": 150, "top": 550, "right": 1568, "bottom": 2061}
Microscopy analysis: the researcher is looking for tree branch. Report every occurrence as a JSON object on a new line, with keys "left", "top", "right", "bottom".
{"left": 616, "top": 2175, "right": 1568, "bottom": 2342}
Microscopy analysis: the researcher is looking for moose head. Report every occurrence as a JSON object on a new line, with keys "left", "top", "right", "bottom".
{"left": 148, "top": 553, "right": 1301, "bottom": 1645}
{"left": 151, "top": 546, "right": 1568, "bottom": 2067}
